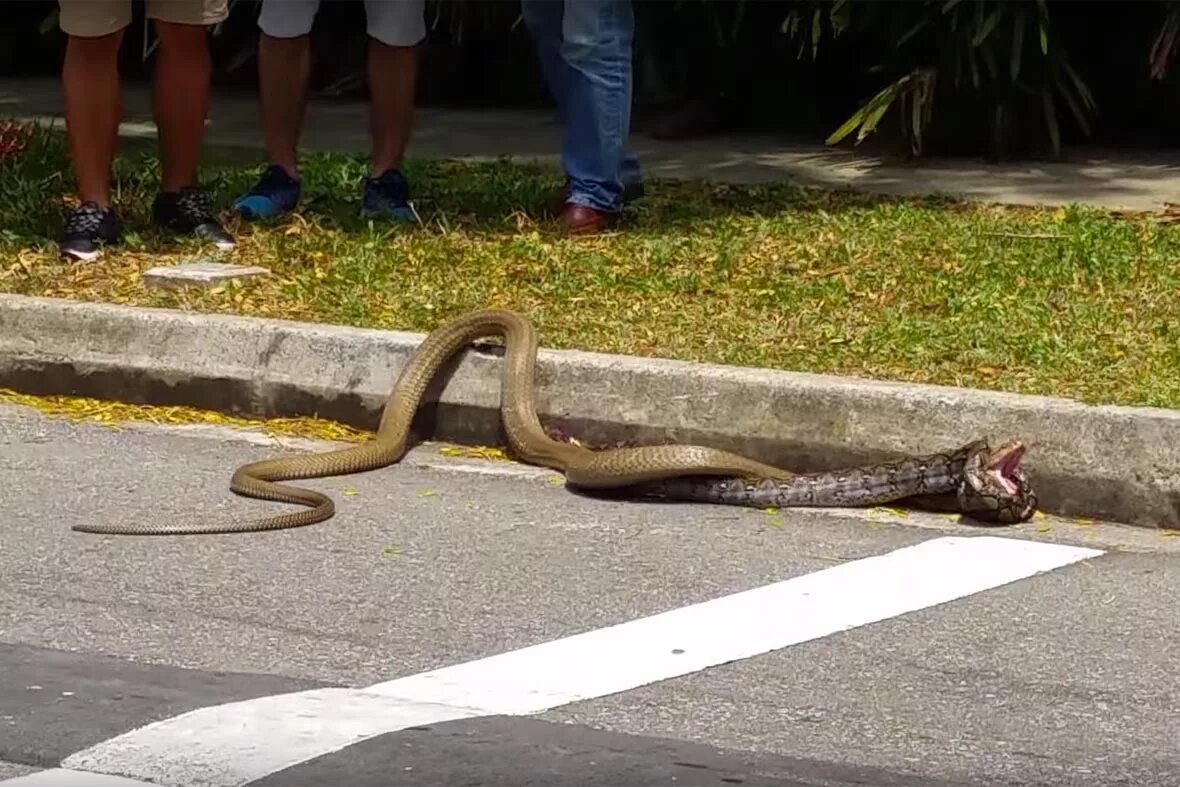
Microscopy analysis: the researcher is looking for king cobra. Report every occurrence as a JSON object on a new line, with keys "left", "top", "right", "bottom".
{"left": 71, "top": 309, "right": 1038, "bottom": 536}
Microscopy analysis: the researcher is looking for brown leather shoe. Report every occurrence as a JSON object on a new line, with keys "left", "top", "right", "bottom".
{"left": 560, "top": 203, "right": 612, "bottom": 235}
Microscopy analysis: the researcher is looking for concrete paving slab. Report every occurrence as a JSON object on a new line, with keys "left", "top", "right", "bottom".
{"left": 141, "top": 262, "right": 271, "bottom": 290}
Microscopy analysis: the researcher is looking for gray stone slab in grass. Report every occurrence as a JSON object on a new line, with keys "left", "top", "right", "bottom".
{"left": 142, "top": 261, "right": 270, "bottom": 289}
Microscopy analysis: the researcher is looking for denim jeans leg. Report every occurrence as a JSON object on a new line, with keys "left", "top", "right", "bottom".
{"left": 558, "top": 0, "right": 635, "bottom": 213}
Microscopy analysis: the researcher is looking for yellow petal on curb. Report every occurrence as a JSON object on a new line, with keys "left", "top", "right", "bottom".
{"left": 438, "top": 445, "right": 510, "bottom": 461}
{"left": 0, "top": 388, "right": 373, "bottom": 444}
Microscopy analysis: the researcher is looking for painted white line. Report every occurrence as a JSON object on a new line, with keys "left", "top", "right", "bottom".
{"left": 0, "top": 769, "right": 157, "bottom": 786}
{"left": 40, "top": 536, "right": 1099, "bottom": 787}
{"left": 415, "top": 459, "right": 558, "bottom": 480}
{"left": 364, "top": 536, "right": 1101, "bottom": 713}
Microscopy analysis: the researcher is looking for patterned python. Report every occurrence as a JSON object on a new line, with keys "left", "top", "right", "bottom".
{"left": 71, "top": 309, "right": 1038, "bottom": 535}
{"left": 616, "top": 438, "right": 1037, "bottom": 524}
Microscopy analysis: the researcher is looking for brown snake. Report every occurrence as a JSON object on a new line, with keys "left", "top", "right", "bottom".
{"left": 71, "top": 309, "right": 1038, "bottom": 536}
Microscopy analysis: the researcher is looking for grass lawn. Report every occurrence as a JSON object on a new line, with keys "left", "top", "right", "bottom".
{"left": 2, "top": 123, "right": 1179, "bottom": 410}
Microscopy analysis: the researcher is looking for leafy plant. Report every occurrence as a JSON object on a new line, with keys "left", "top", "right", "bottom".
{"left": 1149, "top": 0, "right": 1180, "bottom": 79}
{"left": 787, "top": 0, "right": 1097, "bottom": 159}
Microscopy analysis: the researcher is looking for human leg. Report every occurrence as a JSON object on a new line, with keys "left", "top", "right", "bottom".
{"left": 150, "top": 20, "right": 213, "bottom": 193}
{"left": 558, "top": 0, "right": 636, "bottom": 218}
{"left": 55, "top": 0, "right": 129, "bottom": 260}
{"left": 232, "top": 0, "right": 320, "bottom": 219}
{"left": 146, "top": 0, "right": 233, "bottom": 248}
{"left": 358, "top": 0, "right": 425, "bottom": 221}
{"left": 522, "top": 0, "right": 641, "bottom": 233}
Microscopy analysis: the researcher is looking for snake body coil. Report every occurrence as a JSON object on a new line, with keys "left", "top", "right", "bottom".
{"left": 72, "top": 309, "right": 1037, "bottom": 535}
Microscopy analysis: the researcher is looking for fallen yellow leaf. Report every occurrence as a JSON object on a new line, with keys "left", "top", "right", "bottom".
{"left": 869, "top": 506, "right": 908, "bottom": 517}
{"left": 438, "top": 445, "right": 510, "bottom": 461}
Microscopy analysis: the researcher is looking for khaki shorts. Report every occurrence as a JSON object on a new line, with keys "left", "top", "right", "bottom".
{"left": 58, "top": 0, "right": 229, "bottom": 38}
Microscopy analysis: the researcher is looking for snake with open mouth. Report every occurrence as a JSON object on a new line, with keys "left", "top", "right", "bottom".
{"left": 71, "top": 309, "right": 1038, "bottom": 535}
{"left": 615, "top": 437, "right": 1036, "bottom": 524}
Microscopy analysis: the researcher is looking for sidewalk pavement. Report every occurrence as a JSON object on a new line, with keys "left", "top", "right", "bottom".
{"left": 4, "top": 77, "right": 1180, "bottom": 212}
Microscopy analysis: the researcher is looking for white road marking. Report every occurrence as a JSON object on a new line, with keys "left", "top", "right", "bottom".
{"left": 413, "top": 458, "right": 558, "bottom": 480}
{"left": 20, "top": 535, "right": 1102, "bottom": 787}
{"left": 1, "top": 770, "right": 157, "bottom": 786}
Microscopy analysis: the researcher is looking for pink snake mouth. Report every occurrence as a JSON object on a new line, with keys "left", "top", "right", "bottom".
{"left": 987, "top": 442, "right": 1027, "bottom": 495}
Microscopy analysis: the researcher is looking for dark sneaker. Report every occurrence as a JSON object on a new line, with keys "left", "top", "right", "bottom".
{"left": 59, "top": 201, "right": 121, "bottom": 262}
{"left": 360, "top": 168, "right": 416, "bottom": 222}
{"left": 152, "top": 186, "right": 235, "bottom": 250}
{"left": 232, "top": 164, "right": 302, "bottom": 220}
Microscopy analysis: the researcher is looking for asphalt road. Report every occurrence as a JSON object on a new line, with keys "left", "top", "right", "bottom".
{"left": 1, "top": 402, "right": 1178, "bottom": 787}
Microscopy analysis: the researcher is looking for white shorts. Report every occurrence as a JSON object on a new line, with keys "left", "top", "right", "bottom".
{"left": 258, "top": 0, "right": 425, "bottom": 47}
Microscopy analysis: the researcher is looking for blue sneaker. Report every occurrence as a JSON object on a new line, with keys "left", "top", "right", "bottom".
{"left": 360, "top": 168, "right": 416, "bottom": 222}
{"left": 232, "top": 164, "right": 301, "bottom": 220}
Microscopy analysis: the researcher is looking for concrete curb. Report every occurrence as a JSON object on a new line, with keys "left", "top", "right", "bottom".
{"left": 1, "top": 293, "right": 1177, "bottom": 529}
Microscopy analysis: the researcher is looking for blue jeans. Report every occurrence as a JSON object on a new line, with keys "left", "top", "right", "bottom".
{"left": 520, "top": 0, "right": 642, "bottom": 213}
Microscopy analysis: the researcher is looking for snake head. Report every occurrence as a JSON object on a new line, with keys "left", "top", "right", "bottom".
{"left": 955, "top": 439, "right": 1038, "bottom": 524}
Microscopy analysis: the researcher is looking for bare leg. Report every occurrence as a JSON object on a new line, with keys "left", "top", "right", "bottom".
{"left": 367, "top": 37, "right": 418, "bottom": 175}
{"left": 152, "top": 20, "right": 213, "bottom": 192}
{"left": 258, "top": 33, "right": 311, "bottom": 177}
{"left": 61, "top": 31, "right": 124, "bottom": 206}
